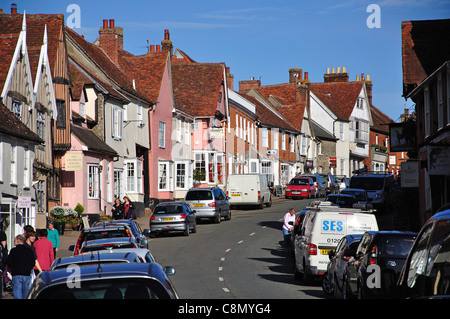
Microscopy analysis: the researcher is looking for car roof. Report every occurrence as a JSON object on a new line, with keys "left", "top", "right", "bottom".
{"left": 38, "top": 263, "right": 170, "bottom": 287}
{"left": 155, "top": 201, "right": 184, "bottom": 206}
{"left": 341, "top": 188, "right": 367, "bottom": 192}
{"left": 364, "top": 230, "right": 418, "bottom": 237}
{"left": 52, "top": 252, "right": 139, "bottom": 268}
{"left": 98, "top": 248, "right": 155, "bottom": 261}
{"left": 82, "top": 237, "right": 136, "bottom": 246}
{"left": 83, "top": 224, "right": 129, "bottom": 232}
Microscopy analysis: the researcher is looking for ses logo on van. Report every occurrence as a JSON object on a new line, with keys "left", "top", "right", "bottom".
{"left": 322, "top": 220, "right": 344, "bottom": 232}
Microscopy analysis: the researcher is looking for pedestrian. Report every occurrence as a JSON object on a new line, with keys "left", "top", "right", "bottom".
{"left": 123, "top": 196, "right": 135, "bottom": 219}
{"left": 33, "top": 229, "right": 54, "bottom": 275}
{"left": 47, "top": 221, "right": 60, "bottom": 258}
{"left": 282, "top": 207, "right": 296, "bottom": 250}
{"left": 7, "top": 235, "right": 35, "bottom": 299}
{"left": 24, "top": 231, "right": 42, "bottom": 283}
{"left": 111, "top": 198, "right": 124, "bottom": 220}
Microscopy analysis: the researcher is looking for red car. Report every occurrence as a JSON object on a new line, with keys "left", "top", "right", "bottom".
{"left": 285, "top": 177, "right": 316, "bottom": 199}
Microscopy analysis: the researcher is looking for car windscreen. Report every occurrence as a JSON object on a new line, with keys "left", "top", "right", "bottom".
{"left": 34, "top": 278, "right": 172, "bottom": 299}
{"left": 85, "top": 229, "right": 130, "bottom": 241}
{"left": 82, "top": 242, "right": 135, "bottom": 253}
{"left": 185, "top": 190, "right": 213, "bottom": 200}
{"left": 341, "top": 190, "right": 366, "bottom": 200}
{"left": 380, "top": 237, "right": 416, "bottom": 258}
{"left": 350, "top": 177, "right": 385, "bottom": 190}
{"left": 154, "top": 205, "right": 183, "bottom": 214}
{"left": 290, "top": 179, "right": 309, "bottom": 186}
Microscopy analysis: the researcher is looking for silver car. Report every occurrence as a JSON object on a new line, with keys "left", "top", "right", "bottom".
{"left": 184, "top": 187, "right": 231, "bottom": 223}
{"left": 150, "top": 202, "right": 197, "bottom": 236}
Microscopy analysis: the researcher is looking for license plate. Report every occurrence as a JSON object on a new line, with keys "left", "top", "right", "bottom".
{"left": 292, "top": 192, "right": 300, "bottom": 194}
{"left": 321, "top": 249, "right": 333, "bottom": 255}
{"left": 162, "top": 218, "right": 174, "bottom": 221}
{"left": 193, "top": 203, "right": 204, "bottom": 207}
{"left": 231, "top": 193, "right": 241, "bottom": 196}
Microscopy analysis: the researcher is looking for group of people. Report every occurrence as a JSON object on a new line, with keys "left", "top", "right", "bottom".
{"left": 1, "top": 221, "right": 60, "bottom": 299}
{"left": 111, "top": 196, "right": 135, "bottom": 220}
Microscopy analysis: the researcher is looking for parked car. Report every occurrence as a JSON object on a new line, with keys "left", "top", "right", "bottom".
{"left": 324, "top": 194, "right": 359, "bottom": 208}
{"left": 28, "top": 263, "right": 179, "bottom": 299}
{"left": 93, "top": 219, "right": 150, "bottom": 249}
{"left": 322, "top": 234, "right": 363, "bottom": 298}
{"left": 226, "top": 174, "right": 272, "bottom": 208}
{"left": 340, "top": 188, "right": 369, "bottom": 204}
{"left": 343, "top": 231, "right": 417, "bottom": 299}
{"left": 299, "top": 174, "right": 327, "bottom": 198}
{"left": 69, "top": 224, "right": 134, "bottom": 255}
{"left": 150, "top": 202, "right": 197, "bottom": 237}
{"left": 349, "top": 173, "right": 399, "bottom": 212}
{"left": 397, "top": 207, "right": 450, "bottom": 299}
{"left": 289, "top": 209, "right": 309, "bottom": 256}
{"left": 184, "top": 187, "right": 231, "bottom": 223}
{"left": 285, "top": 177, "right": 316, "bottom": 199}
{"left": 78, "top": 237, "right": 138, "bottom": 254}
{"left": 335, "top": 175, "right": 350, "bottom": 190}
{"left": 50, "top": 251, "right": 142, "bottom": 270}
{"left": 294, "top": 204, "right": 379, "bottom": 284}
{"left": 319, "top": 173, "right": 339, "bottom": 195}
{"left": 105, "top": 248, "right": 157, "bottom": 263}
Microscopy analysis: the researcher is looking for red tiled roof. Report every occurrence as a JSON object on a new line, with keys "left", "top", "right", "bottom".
{"left": 171, "top": 49, "right": 197, "bottom": 64}
{"left": 309, "top": 82, "right": 364, "bottom": 120}
{"left": 119, "top": 50, "right": 169, "bottom": 103}
{"left": 253, "top": 83, "right": 308, "bottom": 131}
{"left": 370, "top": 104, "right": 394, "bottom": 134}
{"left": 0, "top": 34, "right": 18, "bottom": 92}
{"left": 64, "top": 26, "right": 151, "bottom": 104}
{"left": 402, "top": 19, "right": 450, "bottom": 97}
{"left": 171, "top": 63, "right": 224, "bottom": 117}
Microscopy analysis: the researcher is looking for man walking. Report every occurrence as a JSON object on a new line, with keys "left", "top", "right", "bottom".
{"left": 7, "top": 235, "right": 36, "bottom": 299}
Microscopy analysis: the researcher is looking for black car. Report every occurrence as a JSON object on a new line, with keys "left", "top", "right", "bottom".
{"left": 325, "top": 194, "right": 359, "bottom": 208}
{"left": 343, "top": 231, "right": 417, "bottom": 299}
{"left": 28, "top": 262, "right": 178, "bottom": 299}
{"left": 397, "top": 207, "right": 450, "bottom": 299}
{"left": 323, "top": 234, "right": 363, "bottom": 298}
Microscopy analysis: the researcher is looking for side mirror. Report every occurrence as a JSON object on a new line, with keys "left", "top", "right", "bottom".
{"left": 68, "top": 245, "right": 75, "bottom": 251}
{"left": 143, "top": 229, "right": 151, "bottom": 237}
{"left": 164, "top": 266, "right": 176, "bottom": 276}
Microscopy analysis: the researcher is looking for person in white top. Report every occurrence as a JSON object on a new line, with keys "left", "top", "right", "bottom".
{"left": 282, "top": 208, "right": 296, "bottom": 249}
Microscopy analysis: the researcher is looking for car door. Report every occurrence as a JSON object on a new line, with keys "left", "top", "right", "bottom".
{"left": 346, "top": 232, "right": 372, "bottom": 295}
{"left": 184, "top": 203, "right": 195, "bottom": 226}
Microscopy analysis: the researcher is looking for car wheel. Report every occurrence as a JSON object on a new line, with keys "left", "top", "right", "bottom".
{"left": 191, "top": 221, "right": 197, "bottom": 233}
{"left": 224, "top": 209, "right": 231, "bottom": 220}
{"left": 184, "top": 223, "right": 190, "bottom": 236}
{"left": 322, "top": 272, "right": 333, "bottom": 295}
{"left": 214, "top": 212, "right": 221, "bottom": 224}
{"left": 266, "top": 196, "right": 272, "bottom": 207}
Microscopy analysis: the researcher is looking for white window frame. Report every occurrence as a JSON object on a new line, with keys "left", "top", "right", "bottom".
{"left": 23, "top": 147, "right": 30, "bottom": 188}
{"left": 281, "top": 132, "right": 286, "bottom": 150}
{"left": 273, "top": 129, "right": 279, "bottom": 150}
{"left": 175, "top": 161, "right": 188, "bottom": 190}
{"left": 88, "top": 164, "right": 99, "bottom": 199}
{"left": 261, "top": 160, "right": 273, "bottom": 183}
{"left": 112, "top": 106, "right": 123, "bottom": 140}
{"left": 10, "top": 143, "right": 17, "bottom": 185}
{"left": 114, "top": 169, "right": 124, "bottom": 200}
{"left": 290, "top": 134, "right": 295, "bottom": 153}
{"left": 11, "top": 101, "right": 22, "bottom": 120}
{"left": 262, "top": 128, "right": 268, "bottom": 147}
{"left": 159, "top": 121, "right": 166, "bottom": 148}
{"left": 36, "top": 110, "right": 46, "bottom": 142}
{"left": 125, "top": 158, "right": 143, "bottom": 194}
{"left": 158, "top": 161, "right": 173, "bottom": 191}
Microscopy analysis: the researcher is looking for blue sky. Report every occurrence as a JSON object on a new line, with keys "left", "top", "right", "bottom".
{"left": 9, "top": 0, "right": 450, "bottom": 122}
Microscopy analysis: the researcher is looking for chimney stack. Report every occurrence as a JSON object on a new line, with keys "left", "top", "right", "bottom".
{"left": 161, "top": 29, "right": 173, "bottom": 58}
{"left": 239, "top": 78, "right": 261, "bottom": 93}
{"left": 289, "top": 68, "right": 302, "bottom": 84}
{"left": 226, "top": 67, "right": 234, "bottom": 91}
{"left": 11, "top": 3, "right": 17, "bottom": 15}
{"left": 324, "top": 66, "right": 349, "bottom": 83}
{"left": 98, "top": 18, "right": 124, "bottom": 65}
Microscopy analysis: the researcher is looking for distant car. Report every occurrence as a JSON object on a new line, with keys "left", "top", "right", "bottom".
{"left": 335, "top": 175, "right": 350, "bottom": 190}
{"left": 325, "top": 194, "right": 359, "bottom": 208}
{"left": 184, "top": 187, "right": 231, "bottom": 223}
{"left": 285, "top": 177, "right": 316, "bottom": 199}
{"left": 343, "top": 231, "right": 417, "bottom": 299}
{"left": 322, "top": 234, "right": 363, "bottom": 298}
{"left": 93, "top": 219, "right": 150, "bottom": 249}
{"left": 50, "top": 251, "right": 142, "bottom": 270}
{"left": 28, "top": 263, "right": 179, "bottom": 299}
{"left": 150, "top": 202, "right": 197, "bottom": 237}
{"left": 319, "top": 173, "right": 339, "bottom": 195}
{"left": 397, "top": 207, "right": 450, "bottom": 299}
{"left": 78, "top": 237, "right": 138, "bottom": 254}
{"left": 69, "top": 224, "right": 134, "bottom": 255}
{"left": 298, "top": 174, "right": 327, "bottom": 198}
{"left": 340, "top": 188, "right": 369, "bottom": 204}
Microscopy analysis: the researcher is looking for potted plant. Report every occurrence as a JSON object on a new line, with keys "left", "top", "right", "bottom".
{"left": 50, "top": 206, "right": 66, "bottom": 235}
{"left": 193, "top": 169, "right": 205, "bottom": 187}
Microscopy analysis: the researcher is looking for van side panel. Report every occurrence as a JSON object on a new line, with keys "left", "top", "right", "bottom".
{"left": 227, "top": 175, "right": 260, "bottom": 205}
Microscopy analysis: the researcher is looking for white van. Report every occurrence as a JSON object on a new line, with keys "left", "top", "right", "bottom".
{"left": 294, "top": 204, "right": 378, "bottom": 283}
{"left": 226, "top": 174, "right": 272, "bottom": 208}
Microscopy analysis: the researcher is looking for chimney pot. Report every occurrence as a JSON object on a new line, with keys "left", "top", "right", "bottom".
{"left": 103, "top": 19, "right": 108, "bottom": 29}
{"left": 11, "top": 3, "right": 17, "bottom": 15}
{"left": 326, "top": 67, "right": 330, "bottom": 74}
{"left": 342, "top": 66, "right": 346, "bottom": 73}
{"left": 150, "top": 45, "right": 155, "bottom": 52}
{"left": 109, "top": 19, "right": 115, "bottom": 29}
{"left": 337, "top": 67, "right": 341, "bottom": 73}
{"left": 304, "top": 72, "right": 308, "bottom": 80}
{"left": 156, "top": 45, "right": 161, "bottom": 52}
{"left": 164, "top": 29, "right": 170, "bottom": 40}
{"left": 332, "top": 67, "right": 335, "bottom": 73}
